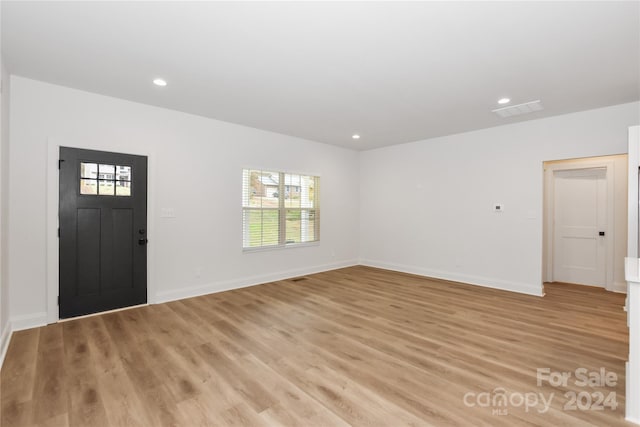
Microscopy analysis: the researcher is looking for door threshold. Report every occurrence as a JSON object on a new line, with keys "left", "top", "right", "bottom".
{"left": 58, "top": 303, "right": 149, "bottom": 322}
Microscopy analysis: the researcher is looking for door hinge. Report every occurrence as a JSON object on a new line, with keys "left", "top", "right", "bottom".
{"left": 57, "top": 228, "right": 60, "bottom": 238}
{"left": 58, "top": 159, "right": 65, "bottom": 169}
{"left": 57, "top": 296, "right": 60, "bottom": 305}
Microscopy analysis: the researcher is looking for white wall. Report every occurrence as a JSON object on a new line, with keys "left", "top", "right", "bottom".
{"left": 0, "top": 64, "right": 8, "bottom": 353}
{"left": 359, "top": 102, "right": 640, "bottom": 295}
{"left": 0, "top": 1, "right": 12, "bottom": 364}
{"left": 0, "top": 10, "right": 3, "bottom": 351}
{"left": 9, "top": 76, "right": 360, "bottom": 327}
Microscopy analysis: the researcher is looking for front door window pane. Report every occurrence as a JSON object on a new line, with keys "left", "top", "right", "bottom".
{"left": 98, "top": 180, "right": 114, "bottom": 195}
{"left": 80, "top": 179, "right": 98, "bottom": 195}
{"left": 81, "top": 163, "right": 98, "bottom": 178}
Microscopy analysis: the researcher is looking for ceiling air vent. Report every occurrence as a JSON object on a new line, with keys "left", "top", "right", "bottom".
{"left": 492, "top": 100, "right": 543, "bottom": 118}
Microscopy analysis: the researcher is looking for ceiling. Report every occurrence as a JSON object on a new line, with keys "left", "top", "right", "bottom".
{"left": 2, "top": 1, "right": 639, "bottom": 150}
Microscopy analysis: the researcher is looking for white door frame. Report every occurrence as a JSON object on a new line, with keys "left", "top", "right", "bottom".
{"left": 626, "top": 125, "right": 640, "bottom": 424}
{"left": 46, "top": 138, "right": 157, "bottom": 324}
{"left": 628, "top": 126, "right": 640, "bottom": 259}
{"left": 544, "top": 159, "right": 616, "bottom": 291}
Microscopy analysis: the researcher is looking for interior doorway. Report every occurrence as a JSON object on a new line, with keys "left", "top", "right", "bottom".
{"left": 543, "top": 155, "right": 628, "bottom": 292}
{"left": 552, "top": 167, "right": 607, "bottom": 286}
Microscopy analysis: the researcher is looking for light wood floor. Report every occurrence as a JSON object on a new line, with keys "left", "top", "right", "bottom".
{"left": 0, "top": 266, "right": 632, "bottom": 426}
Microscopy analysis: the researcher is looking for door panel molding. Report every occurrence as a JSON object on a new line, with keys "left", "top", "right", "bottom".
{"left": 46, "top": 138, "right": 157, "bottom": 324}
{"left": 544, "top": 159, "right": 616, "bottom": 291}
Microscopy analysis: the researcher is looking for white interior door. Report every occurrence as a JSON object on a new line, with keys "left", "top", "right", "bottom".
{"left": 553, "top": 168, "right": 607, "bottom": 287}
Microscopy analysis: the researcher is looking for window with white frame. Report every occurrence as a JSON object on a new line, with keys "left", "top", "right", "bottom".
{"left": 242, "top": 169, "right": 319, "bottom": 249}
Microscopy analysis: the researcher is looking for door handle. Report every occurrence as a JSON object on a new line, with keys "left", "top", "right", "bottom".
{"left": 138, "top": 238, "right": 148, "bottom": 245}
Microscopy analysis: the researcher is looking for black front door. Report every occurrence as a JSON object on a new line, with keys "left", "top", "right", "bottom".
{"left": 59, "top": 147, "right": 148, "bottom": 318}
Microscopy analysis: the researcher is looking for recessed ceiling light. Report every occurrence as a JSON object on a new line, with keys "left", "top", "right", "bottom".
{"left": 153, "top": 78, "right": 167, "bottom": 87}
{"left": 352, "top": 134, "right": 361, "bottom": 140}
{"left": 497, "top": 97, "right": 511, "bottom": 105}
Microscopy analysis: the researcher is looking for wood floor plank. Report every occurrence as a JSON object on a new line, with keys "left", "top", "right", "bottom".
{"left": 61, "top": 321, "right": 109, "bottom": 427}
{"left": 236, "top": 353, "right": 352, "bottom": 427}
{"left": 83, "top": 316, "right": 154, "bottom": 426}
{"left": 220, "top": 402, "right": 269, "bottom": 427}
{"left": 101, "top": 311, "right": 182, "bottom": 426}
{"left": 194, "top": 342, "right": 277, "bottom": 414}
{"left": 29, "top": 324, "right": 67, "bottom": 425}
{"left": 0, "top": 266, "right": 633, "bottom": 426}
{"left": 1, "top": 327, "right": 40, "bottom": 426}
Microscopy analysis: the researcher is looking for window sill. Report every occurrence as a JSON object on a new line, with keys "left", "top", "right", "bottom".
{"left": 242, "top": 241, "right": 320, "bottom": 253}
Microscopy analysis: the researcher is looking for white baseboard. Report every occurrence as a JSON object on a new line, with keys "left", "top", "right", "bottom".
{"left": 359, "top": 259, "right": 545, "bottom": 297}
{"left": 0, "top": 321, "right": 11, "bottom": 371}
{"left": 10, "top": 312, "right": 48, "bottom": 332}
{"left": 611, "top": 281, "right": 628, "bottom": 294}
{"left": 154, "top": 259, "right": 359, "bottom": 304}
{"left": 627, "top": 416, "right": 640, "bottom": 426}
